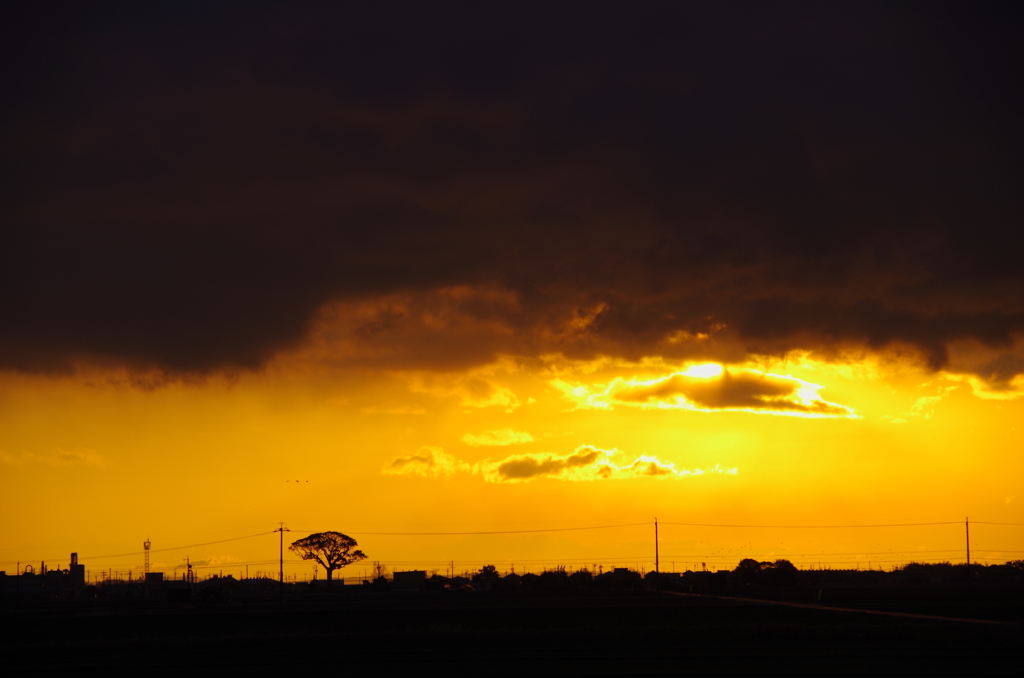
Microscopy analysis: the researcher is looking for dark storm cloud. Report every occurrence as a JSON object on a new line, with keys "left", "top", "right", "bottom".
{"left": 2, "top": 2, "right": 1023, "bottom": 382}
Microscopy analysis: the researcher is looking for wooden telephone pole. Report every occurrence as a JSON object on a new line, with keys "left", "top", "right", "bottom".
{"left": 654, "top": 518, "right": 660, "bottom": 591}
{"left": 275, "top": 523, "right": 290, "bottom": 606}
{"left": 654, "top": 518, "right": 660, "bottom": 574}
{"left": 965, "top": 516, "right": 971, "bottom": 572}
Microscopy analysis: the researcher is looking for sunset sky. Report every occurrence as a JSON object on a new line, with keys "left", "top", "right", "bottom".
{"left": 2, "top": 2, "right": 1022, "bottom": 580}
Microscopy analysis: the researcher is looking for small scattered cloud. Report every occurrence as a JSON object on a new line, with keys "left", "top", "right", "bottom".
{"left": 0, "top": 447, "right": 105, "bottom": 467}
{"left": 553, "top": 364, "right": 855, "bottom": 418}
{"left": 381, "top": 446, "right": 469, "bottom": 478}
{"left": 462, "top": 429, "right": 535, "bottom": 447}
{"left": 477, "top": 446, "right": 737, "bottom": 483}
{"left": 380, "top": 444, "right": 735, "bottom": 484}
{"left": 1006, "top": 496, "right": 1015, "bottom": 506}
{"left": 883, "top": 383, "right": 959, "bottom": 423}
{"left": 479, "top": 446, "right": 602, "bottom": 482}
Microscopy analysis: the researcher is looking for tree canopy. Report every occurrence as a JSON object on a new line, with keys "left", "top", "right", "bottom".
{"left": 289, "top": 531, "right": 367, "bottom": 585}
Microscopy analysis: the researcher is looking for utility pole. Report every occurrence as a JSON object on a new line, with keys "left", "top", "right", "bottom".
{"left": 275, "top": 523, "right": 290, "bottom": 607}
{"left": 654, "top": 518, "right": 660, "bottom": 575}
{"left": 965, "top": 516, "right": 971, "bottom": 573}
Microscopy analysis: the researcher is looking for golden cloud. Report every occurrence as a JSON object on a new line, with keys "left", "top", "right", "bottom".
{"left": 939, "top": 344, "right": 1024, "bottom": 400}
{"left": 381, "top": 446, "right": 470, "bottom": 478}
{"left": 553, "top": 364, "right": 856, "bottom": 418}
{"left": 882, "top": 383, "right": 959, "bottom": 423}
{"left": 949, "top": 373, "right": 1024, "bottom": 401}
{"left": 477, "top": 446, "right": 737, "bottom": 483}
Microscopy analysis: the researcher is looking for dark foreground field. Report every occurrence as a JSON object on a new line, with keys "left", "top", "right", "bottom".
{"left": 3, "top": 591, "right": 1022, "bottom": 676}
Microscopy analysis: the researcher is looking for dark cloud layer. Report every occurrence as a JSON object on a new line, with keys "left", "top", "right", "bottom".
{"left": 3, "top": 2, "right": 1023, "bottom": 381}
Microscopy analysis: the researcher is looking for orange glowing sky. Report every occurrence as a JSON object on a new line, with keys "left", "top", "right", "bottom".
{"left": 2, "top": 348, "right": 1022, "bottom": 580}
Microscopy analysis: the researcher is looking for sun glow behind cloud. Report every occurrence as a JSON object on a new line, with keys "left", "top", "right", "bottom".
{"left": 552, "top": 364, "right": 857, "bottom": 418}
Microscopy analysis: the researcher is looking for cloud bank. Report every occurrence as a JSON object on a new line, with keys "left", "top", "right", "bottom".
{"left": 3, "top": 4, "right": 1023, "bottom": 393}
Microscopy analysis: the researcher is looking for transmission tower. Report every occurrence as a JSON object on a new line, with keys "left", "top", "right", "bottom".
{"left": 143, "top": 538, "right": 151, "bottom": 575}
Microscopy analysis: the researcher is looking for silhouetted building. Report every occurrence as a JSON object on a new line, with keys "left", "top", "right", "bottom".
{"left": 69, "top": 553, "right": 85, "bottom": 587}
{"left": 1, "top": 553, "right": 87, "bottom": 600}
{"left": 392, "top": 570, "right": 426, "bottom": 592}
{"left": 710, "top": 570, "right": 729, "bottom": 594}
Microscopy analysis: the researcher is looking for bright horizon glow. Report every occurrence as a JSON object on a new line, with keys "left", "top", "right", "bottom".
{"left": 1, "top": 353, "right": 1022, "bottom": 580}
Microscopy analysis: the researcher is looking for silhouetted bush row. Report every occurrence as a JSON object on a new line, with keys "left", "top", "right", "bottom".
{"left": 7, "top": 559, "right": 1021, "bottom": 603}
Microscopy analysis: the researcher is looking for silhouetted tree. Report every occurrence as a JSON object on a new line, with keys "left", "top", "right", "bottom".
{"left": 538, "top": 567, "right": 570, "bottom": 591}
{"left": 732, "top": 558, "right": 763, "bottom": 586}
{"left": 289, "top": 532, "right": 366, "bottom": 586}
{"left": 496, "top": 572, "right": 522, "bottom": 592}
{"left": 763, "top": 559, "right": 798, "bottom": 587}
{"left": 475, "top": 564, "right": 499, "bottom": 579}
{"left": 733, "top": 558, "right": 797, "bottom": 587}
{"left": 568, "top": 568, "right": 593, "bottom": 589}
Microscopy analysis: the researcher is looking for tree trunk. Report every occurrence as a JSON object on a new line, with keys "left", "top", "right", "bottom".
{"left": 326, "top": 567, "right": 334, "bottom": 587}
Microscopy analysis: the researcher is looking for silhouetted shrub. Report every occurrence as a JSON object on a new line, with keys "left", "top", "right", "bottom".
{"left": 568, "top": 569, "right": 594, "bottom": 589}
{"left": 538, "top": 568, "right": 570, "bottom": 591}
{"left": 595, "top": 568, "right": 642, "bottom": 590}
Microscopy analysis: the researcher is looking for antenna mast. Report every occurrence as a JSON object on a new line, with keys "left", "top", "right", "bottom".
{"left": 143, "top": 538, "right": 151, "bottom": 575}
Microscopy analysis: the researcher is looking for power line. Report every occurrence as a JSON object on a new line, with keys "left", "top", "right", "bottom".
{"left": 659, "top": 521, "right": 961, "bottom": 528}
{"left": 292, "top": 522, "right": 650, "bottom": 536}
{"left": 0, "top": 531, "right": 274, "bottom": 564}
{"left": 4, "top": 518, "right": 1019, "bottom": 566}
{"left": 147, "top": 531, "right": 275, "bottom": 554}
{"left": 971, "top": 521, "right": 1024, "bottom": 526}
{"left": 29, "top": 547, "right": 1020, "bottom": 571}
